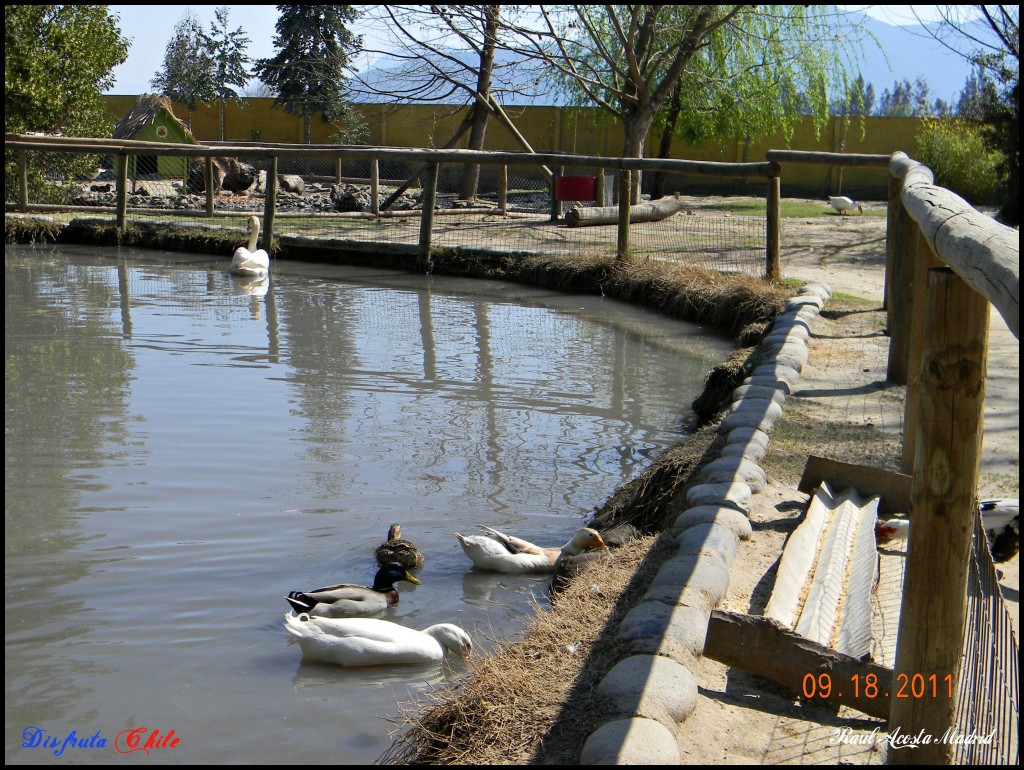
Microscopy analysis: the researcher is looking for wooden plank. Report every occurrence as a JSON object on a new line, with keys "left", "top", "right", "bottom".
{"left": 705, "top": 610, "right": 893, "bottom": 720}
{"left": 798, "top": 455, "right": 912, "bottom": 515}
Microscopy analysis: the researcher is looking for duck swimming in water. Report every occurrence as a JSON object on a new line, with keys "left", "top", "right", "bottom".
{"left": 285, "top": 562, "right": 420, "bottom": 618}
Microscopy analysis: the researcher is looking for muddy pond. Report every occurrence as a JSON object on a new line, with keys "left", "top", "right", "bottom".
{"left": 4, "top": 243, "right": 733, "bottom": 763}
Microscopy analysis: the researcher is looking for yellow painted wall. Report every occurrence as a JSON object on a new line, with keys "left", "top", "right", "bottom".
{"left": 103, "top": 96, "right": 925, "bottom": 197}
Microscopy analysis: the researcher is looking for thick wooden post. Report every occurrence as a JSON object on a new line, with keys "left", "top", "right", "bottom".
{"left": 335, "top": 158, "right": 342, "bottom": 185}
{"left": 17, "top": 150, "right": 29, "bottom": 211}
{"left": 418, "top": 161, "right": 440, "bottom": 272}
{"left": 550, "top": 165, "right": 564, "bottom": 221}
{"left": 369, "top": 159, "right": 380, "bottom": 217}
{"left": 766, "top": 174, "right": 781, "bottom": 281}
{"left": 900, "top": 233, "right": 943, "bottom": 474}
{"left": 497, "top": 164, "right": 508, "bottom": 215}
{"left": 204, "top": 157, "right": 215, "bottom": 218}
{"left": 884, "top": 172, "right": 903, "bottom": 313}
{"left": 115, "top": 153, "right": 128, "bottom": 233}
{"left": 887, "top": 200, "right": 924, "bottom": 386}
{"left": 595, "top": 170, "right": 605, "bottom": 207}
{"left": 889, "top": 267, "right": 989, "bottom": 766}
{"left": 616, "top": 169, "right": 631, "bottom": 261}
{"left": 262, "top": 156, "right": 277, "bottom": 253}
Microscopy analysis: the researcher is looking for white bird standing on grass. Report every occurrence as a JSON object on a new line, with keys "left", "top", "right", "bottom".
{"left": 827, "top": 196, "right": 864, "bottom": 215}
{"left": 230, "top": 215, "right": 270, "bottom": 277}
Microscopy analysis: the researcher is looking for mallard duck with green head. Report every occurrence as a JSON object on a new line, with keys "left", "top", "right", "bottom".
{"left": 285, "top": 562, "right": 420, "bottom": 618}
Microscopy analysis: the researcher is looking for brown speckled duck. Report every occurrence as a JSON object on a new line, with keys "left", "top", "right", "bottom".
{"left": 375, "top": 524, "right": 425, "bottom": 570}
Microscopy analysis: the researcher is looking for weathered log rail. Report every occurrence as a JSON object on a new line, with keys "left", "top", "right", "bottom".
{"left": 6, "top": 133, "right": 782, "bottom": 276}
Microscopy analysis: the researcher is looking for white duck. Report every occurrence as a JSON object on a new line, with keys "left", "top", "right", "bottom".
{"left": 455, "top": 526, "right": 607, "bottom": 574}
{"left": 875, "top": 498, "right": 1019, "bottom": 563}
{"left": 230, "top": 215, "right": 270, "bottom": 277}
{"left": 283, "top": 614, "right": 472, "bottom": 667}
{"left": 827, "top": 196, "right": 863, "bottom": 215}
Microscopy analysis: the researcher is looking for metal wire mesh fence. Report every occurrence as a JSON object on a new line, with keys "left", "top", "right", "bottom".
{"left": 6, "top": 137, "right": 775, "bottom": 276}
{"left": 954, "top": 510, "right": 1020, "bottom": 765}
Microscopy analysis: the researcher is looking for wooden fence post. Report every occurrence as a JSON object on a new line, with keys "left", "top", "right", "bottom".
{"left": 900, "top": 231, "right": 943, "bottom": 474}
{"left": 262, "top": 156, "right": 277, "bottom": 253}
{"left": 418, "top": 161, "right": 440, "bottom": 272}
{"left": 550, "top": 165, "right": 564, "bottom": 221}
{"left": 17, "top": 150, "right": 29, "bottom": 212}
{"left": 204, "top": 157, "right": 215, "bottom": 218}
{"left": 889, "top": 266, "right": 989, "bottom": 766}
{"left": 497, "top": 164, "right": 508, "bottom": 215}
{"left": 884, "top": 170, "right": 902, "bottom": 313}
{"left": 369, "top": 159, "right": 380, "bottom": 217}
{"left": 766, "top": 174, "right": 781, "bottom": 281}
{"left": 887, "top": 196, "right": 922, "bottom": 386}
{"left": 595, "top": 170, "right": 605, "bottom": 207}
{"left": 616, "top": 169, "right": 631, "bottom": 261}
{"left": 115, "top": 153, "right": 128, "bottom": 233}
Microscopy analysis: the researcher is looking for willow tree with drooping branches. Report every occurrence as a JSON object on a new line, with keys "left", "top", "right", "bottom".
{"left": 504, "top": 5, "right": 865, "bottom": 201}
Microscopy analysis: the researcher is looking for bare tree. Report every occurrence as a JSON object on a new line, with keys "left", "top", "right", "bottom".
{"left": 502, "top": 6, "right": 742, "bottom": 201}
{"left": 352, "top": 5, "right": 546, "bottom": 200}
{"left": 503, "top": 6, "right": 861, "bottom": 202}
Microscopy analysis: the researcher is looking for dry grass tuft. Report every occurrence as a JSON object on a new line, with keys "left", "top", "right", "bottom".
{"left": 379, "top": 533, "right": 675, "bottom": 765}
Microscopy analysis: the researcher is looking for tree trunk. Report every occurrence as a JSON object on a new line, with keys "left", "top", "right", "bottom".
{"left": 459, "top": 6, "right": 500, "bottom": 201}
{"left": 653, "top": 84, "right": 683, "bottom": 198}
{"left": 621, "top": 111, "right": 655, "bottom": 204}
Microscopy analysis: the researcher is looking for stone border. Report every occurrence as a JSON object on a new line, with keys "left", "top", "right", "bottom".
{"left": 580, "top": 283, "right": 832, "bottom": 764}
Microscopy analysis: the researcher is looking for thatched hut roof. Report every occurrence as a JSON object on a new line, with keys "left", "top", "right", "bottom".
{"left": 113, "top": 94, "right": 198, "bottom": 143}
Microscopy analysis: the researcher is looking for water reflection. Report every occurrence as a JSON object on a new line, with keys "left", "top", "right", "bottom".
{"left": 5, "top": 244, "right": 732, "bottom": 764}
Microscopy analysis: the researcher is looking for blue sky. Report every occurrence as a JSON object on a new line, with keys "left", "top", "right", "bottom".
{"left": 106, "top": 5, "right": 979, "bottom": 103}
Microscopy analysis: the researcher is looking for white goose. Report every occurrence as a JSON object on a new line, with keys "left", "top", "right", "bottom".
{"left": 455, "top": 526, "right": 607, "bottom": 574}
{"left": 230, "top": 215, "right": 270, "bottom": 277}
{"left": 827, "top": 196, "right": 864, "bottom": 215}
{"left": 283, "top": 614, "right": 472, "bottom": 667}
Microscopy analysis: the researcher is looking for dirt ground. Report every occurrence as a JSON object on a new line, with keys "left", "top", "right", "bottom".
{"left": 672, "top": 200, "right": 1019, "bottom": 765}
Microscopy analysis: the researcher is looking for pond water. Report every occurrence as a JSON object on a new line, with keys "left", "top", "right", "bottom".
{"left": 4, "top": 243, "right": 733, "bottom": 764}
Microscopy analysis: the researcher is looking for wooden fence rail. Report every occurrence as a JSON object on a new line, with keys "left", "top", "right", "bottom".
{"left": 884, "top": 151, "right": 1019, "bottom": 765}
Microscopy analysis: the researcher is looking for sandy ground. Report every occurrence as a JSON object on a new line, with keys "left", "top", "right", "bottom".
{"left": 672, "top": 207, "right": 1019, "bottom": 764}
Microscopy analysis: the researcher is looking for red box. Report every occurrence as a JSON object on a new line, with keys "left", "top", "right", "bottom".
{"left": 554, "top": 176, "right": 597, "bottom": 202}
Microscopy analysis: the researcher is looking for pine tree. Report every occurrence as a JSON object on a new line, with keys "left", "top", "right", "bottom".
{"left": 207, "top": 6, "right": 252, "bottom": 141}
{"left": 253, "top": 5, "right": 362, "bottom": 144}
{"left": 151, "top": 11, "right": 215, "bottom": 130}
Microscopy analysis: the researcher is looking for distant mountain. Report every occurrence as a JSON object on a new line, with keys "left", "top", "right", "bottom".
{"left": 845, "top": 12, "right": 977, "bottom": 106}
{"left": 352, "top": 11, "right": 979, "bottom": 109}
